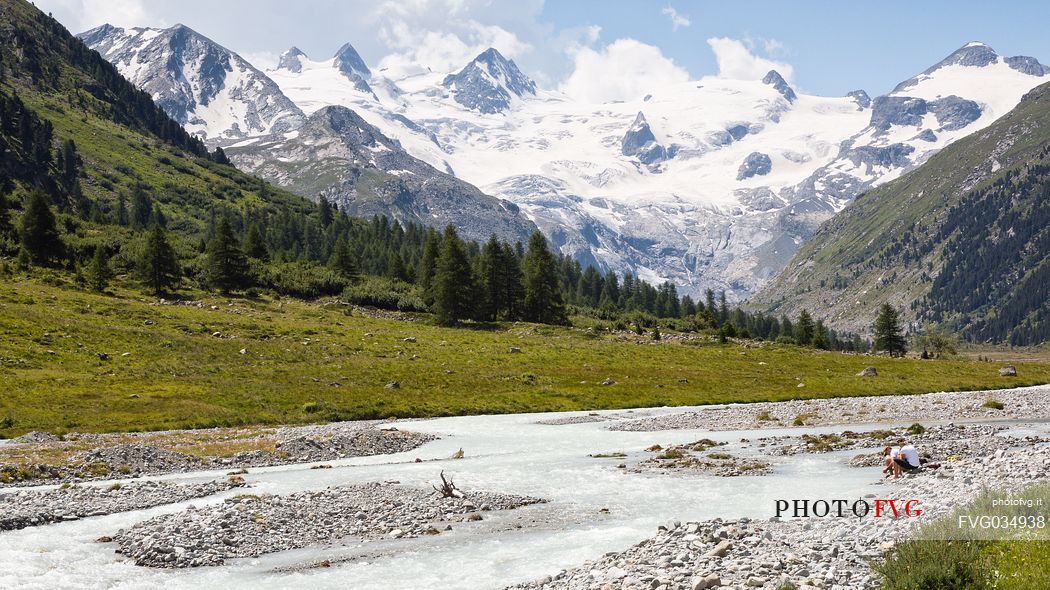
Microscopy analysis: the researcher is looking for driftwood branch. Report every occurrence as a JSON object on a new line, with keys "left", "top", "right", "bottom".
{"left": 432, "top": 470, "right": 460, "bottom": 498}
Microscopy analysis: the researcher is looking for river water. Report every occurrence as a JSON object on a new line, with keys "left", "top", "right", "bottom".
{"left": 0, "top": 407, "right": 894, "bottom": 590}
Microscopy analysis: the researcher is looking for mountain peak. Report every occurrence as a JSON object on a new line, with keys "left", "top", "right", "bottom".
{"left": 278, "top": 46, "right": 307, "bottom": 72}
{"left": 442, "top": 47, "right": 536, "bottom": 114}
{"left": 333, "top": 42, "right": 370, "bottom": 77}
{"left": 762, "top": 70, "right": 797, "bottom": 102}
{"left": 78, "top": 23, "right": 123, "bottom": 46}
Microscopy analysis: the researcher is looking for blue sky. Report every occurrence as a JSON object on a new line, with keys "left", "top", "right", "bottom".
{"left": 36, "top": 0, "right": 1050, "bottom": 97}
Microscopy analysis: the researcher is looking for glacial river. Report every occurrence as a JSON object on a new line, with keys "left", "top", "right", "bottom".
{"left": 0, "top": 407, "right": 906, "bottom": 589}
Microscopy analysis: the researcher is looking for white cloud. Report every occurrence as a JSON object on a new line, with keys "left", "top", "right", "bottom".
{"left": 763, "top": 38, "right": 786, "bottom": 57}
{"left": 661, "top": 6, "right": 691, "bottom": 31}
{"left": 369, "top": 0, "right": 536, "bottom": 77}
{"left": 706, "top": 37, "right": 794, "bottom": 81}
{"left": 35, "top": 0, "right": 158, "bottom": 32}
{"left": 241, "top": 51, "right": 279, "bottom": 71}
{"left": 561, "top": 38, "right": 690, "bottom": 103}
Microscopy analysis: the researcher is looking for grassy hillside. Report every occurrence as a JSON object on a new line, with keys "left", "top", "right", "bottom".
{"left": 1, "top": 271, "right": 1046, "bottom": 436}
{"left": 752, "top": 82, "right": 1050, "bottom": 343}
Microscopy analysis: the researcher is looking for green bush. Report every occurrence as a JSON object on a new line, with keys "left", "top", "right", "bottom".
{"left": 875, "top": 540, "right": 990, "bottom": 590}
{"left": 340, "top": 276, "right": 426, "bottom": 312}
{"left": 982, "top": 399, "right": 1004, "bottom": 410}
{"left": 906, "top": 423, "right": 926, "bottom": 434}
{"left": 260, "top": 262, "right": 348, "bottom": 298}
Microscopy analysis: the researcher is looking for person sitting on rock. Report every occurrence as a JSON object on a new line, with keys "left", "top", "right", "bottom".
{"left": 881, "top": 445, "right": 898, "bottom": 477}
{"left": 891, "top": 438, "right": 922, "bottom": 478}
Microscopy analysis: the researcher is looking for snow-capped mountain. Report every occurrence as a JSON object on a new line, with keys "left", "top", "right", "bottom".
{"left": 228, "top": 106, "right": 537, "bottom": 245}
{"left": 80, "top": 24, "right": 1050, "bottom": 298}
{"left": 441, "top": 48, "right": 537, "bottom": 114}
{"left": 78, "top": 24, "right": 304, "bottom": 145}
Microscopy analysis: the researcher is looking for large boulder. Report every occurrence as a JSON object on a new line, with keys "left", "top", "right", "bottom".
{"left": 999, "top": 365, "right": 1017, "bottom": 377}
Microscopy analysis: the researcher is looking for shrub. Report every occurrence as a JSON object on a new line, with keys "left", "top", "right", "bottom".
{"left": 906, "top": 423, "right": 926, "bottom": 434}
{"left": 341, "top": 276, "right": 427, "bottom": 312}
{"left": 756, "top": 410, "right": 773, "bottom": 421}
{"left": 982, "top": 399, "right": 1004, "bottom": 410}
{"left": 656, "top": 448, "right": 685, "bottom": 460}
{"left": 302, "top": 401, "right": 324, "bottom": 413}
{"left": 875, "top": 540, "right": 990, "bottom": 590}
{"left": 260, "top": 262, "right": 348, "bottom": 298}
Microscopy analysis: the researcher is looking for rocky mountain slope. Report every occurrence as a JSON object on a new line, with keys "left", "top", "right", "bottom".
{"left": 81, "top": 24, "right": 1050, "bottom": 298}
{"left": 751, "top": 81, "right": 1050, "bottom": 345}
{"left": 227, "top": 106, "right": 536, "bottom": 244}
{"left": 78, "top": 24, "right": 304, "bottom": 146}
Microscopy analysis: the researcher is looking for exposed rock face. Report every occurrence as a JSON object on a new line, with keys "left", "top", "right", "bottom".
{"left": 622, "top": 112, "right": 667, "bottom": 164}
{"left": 228, "top": 106, "right": 537, "bottom": 244}
{"left": 333, "top": 42, "right": 373, "bottom": 94}
{"left": 78, "top": 23, "right": 304, "bottom": 146}
{"left": 870, "top": 96, "right": 929, "bottom": 130}
{"left": 847, "top": 89, "right": 872, "bottom": 109}
{"left": 845, "top": 144, "right": 915, "bottom": 171}
{"left": 442, "top": 48, "right": 536, "bottom": 114}
{"left": 914, "top": 129, "right": 937, "bottom": 142}
{"left": 277, "top": 47, "right": 306, "bottom": 73}
{"left": 737, "top": 152, "right": 772, "bottom": 180}
{"left": 762, "top": 70, "right": 797, "bottom": 102}
{"left": 928, "top": 95, "right": 982, "bottom": 130}
{"left": 1005, "top": 55, "right": 1050, "bottom": 76}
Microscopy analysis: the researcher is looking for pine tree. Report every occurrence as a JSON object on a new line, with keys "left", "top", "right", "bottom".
{"left": 20, "top": 190, "right": 62, "bottom": 265}
{"left": 205, "top": 218, "right": 249, "bottom": 294}
{"left": 501, "top": 242, "right": 525, "bottom": 319}
{"left": 318, "top": 197, "right": 333, "bottom": 228}
{"left": 432, "top": 225, "right": 476, "bottom": 326}
{"left": 212, "top": 147, "right": 232, "bottom": 166}
{"left": 388, "top": 252, "right": 409, "bottom": 282}
{"left": 874, "top": 304, "right": 908, "bottom": 357}
{"left": 795, "top": 309, "right": 815, "bottom": 346}
{"left": 243, "top": 223, "right": 269, "bottom": 261}
{"left": 116, "top": 192, "right": 128, "bottom": 226}
{"left": 84, "top": 246, "right": 112, "bottom": 292}
{"left": 328, "top": 235, "right": 358, "bottom": 279}
{"left": 137, "top": 224, "right": 180, "bottom": 295}
{"left": 130, "top": 185, "right": 152, "bottom": 229}
{"left": 0, "top": 194, "right": 12, "bottom": 239}
{"left": 418, "top": 229, "right": 441, "bottom": 303}
{"left": 522, "top": 230, "right": 567, "bottom": 325}
{"left": 812, "top": 319, "right": 829, "bottom": 350}
{"left": 478, "top": 235, "right": 504, "bottom": 321}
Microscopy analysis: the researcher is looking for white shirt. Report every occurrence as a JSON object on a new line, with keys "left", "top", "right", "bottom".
{"left": 899, "top": 444, "right": 920, "bottom": 467}
{"left": 889, "top": 447, "right": 900, "bottom": 459}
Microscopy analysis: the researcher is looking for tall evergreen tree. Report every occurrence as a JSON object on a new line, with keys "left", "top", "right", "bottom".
{"left": 205, "top": 218, "right": 249, "bottom": 294}
{"left": 0, "top": 194, "right": 11, "bottom": 239}
{"left": 432, "top": 225, "right": 476, "bottom": 326}
{"left": 522, "top": 230, "right": 567, "bottom": 325}
{"left": 129, "top": 185, "right": 152, "bottom": 229}
{"left": 318, "top": 197, "right": 333, "bottom": 228}
{"left": 328, "top": 235, "right": 358, "bottom": 279}
{"left": 812, "top": 319, "right": 829, "bottom": 350}
{"left": 84, "top": 246, "right": 112, "bottom": 292}
{"left": 115, "top": 192, "right": 129, "bottom": 226}
{"left": 137, "top": 224, "right": 180, "bottom": 295}
{"left": 874, "top": 304, "right": 908, "bottom": 357}
{"left": 388, "top": 251, "right": 409, "bottom": 282}
{"left": 794, "top": 309, "right": 815, "bottom": 345}
{"left": 418, "top": 229, "right": 441, "bottom": 303}
{"left": 478, "top": 235, "right": 505, "bottom": 321}
{"left": 20, "top": 190, "right": 62, "bottom": 265}
{"left": 243, "top": 223, "right": 269, "bottom": 261}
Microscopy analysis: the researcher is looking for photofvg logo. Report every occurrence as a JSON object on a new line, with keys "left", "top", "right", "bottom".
{"left": 775, "top": 499, "right": 922, "bottom": 519}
